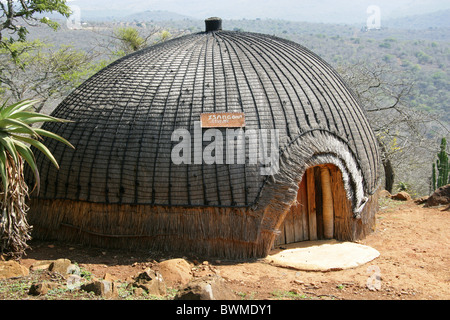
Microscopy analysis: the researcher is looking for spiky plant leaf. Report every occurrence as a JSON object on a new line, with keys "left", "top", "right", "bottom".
{"left": 0, "top": 148, "right": 8, "bottom": 198}
{"left": 0, "top": 99, "right": 73, "bottom": 259}
{"left": 14, "top": 142, "right": 40, "bottom": 193}
{"left": 0, "top": 118, "right": 39, "bottom": 136}
{"left": 10, "top": 135, "right": 60, "bottom": 169}
{"left": 32, "top": 128, "right": 74, "bottom": 149}
{"left": 0, "top": 133, "right": 19, "bottom": 166}
{"left": 8, "top": 112, "right": 71, "bottom": 125}
{"left": 0, "top": 100, "right": 39, "bottom": 119}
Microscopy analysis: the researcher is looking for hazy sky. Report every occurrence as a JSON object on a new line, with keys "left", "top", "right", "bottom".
{"left": 69, "top": 0, "right": 450, "bottom": 23}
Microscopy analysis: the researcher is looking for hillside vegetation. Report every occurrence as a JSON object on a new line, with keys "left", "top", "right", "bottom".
{"left": 24, "top": 16, "right": 450, "bottom": 126}
{"left": 3, "top": 12, "right": 450, "bottom": 196}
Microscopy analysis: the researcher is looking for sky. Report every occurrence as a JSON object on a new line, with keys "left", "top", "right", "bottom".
{"left": 67, "top": 0, "right": 450, "bottom": 23}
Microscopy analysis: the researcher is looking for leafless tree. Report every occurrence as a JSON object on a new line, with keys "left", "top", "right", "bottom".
{"left": 0, "top": 40, "right": 99, "bottom": 113}
{"left": 338, "top": 61, "right": 449, "bottom": 195}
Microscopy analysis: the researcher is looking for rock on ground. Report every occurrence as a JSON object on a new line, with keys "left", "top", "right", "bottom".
{"left": 391, "top": 191, "right": 412, "bottom": 201}
{"left": 80, "top": 280, "right": 119, "bottom": 299}
{"left": 425, "top": 184, "right": 450, "bottom": 207}
{"left": 158, "top": 258, "right": 192, "bottom": 288}
{"left": 49, "top": 259, "right": 73, "bottom": 274}
{"left": 29, "top": 282, "right": 62, "bottom": 296}
{"left": 130, "top": 268, "right": 166, "bottom": 297}
{"left": 175, "top": 275, "right": 238, "bottom": 300}
{"left": 30, "top": 258, "right": 78, "bottom": 276}
{"left": 0, "top": 261, "right": 29, "bottom": 280}
{"left": 30, "top": 260, "right": 53, "bottom": 271}
{"left": 379, "top": 190, "right": 392, "bottom": 198}
{"left": 414, "top": 196, "right": 429, "bottom": 205}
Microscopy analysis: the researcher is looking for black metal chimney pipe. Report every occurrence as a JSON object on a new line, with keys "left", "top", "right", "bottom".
{"left": 205, "top": 17, "right": 222, "bottom": 32}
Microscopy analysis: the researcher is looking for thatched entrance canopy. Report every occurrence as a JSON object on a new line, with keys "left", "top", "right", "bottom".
{"left": 27, "top": 18, "right": 380, "bottom": 259}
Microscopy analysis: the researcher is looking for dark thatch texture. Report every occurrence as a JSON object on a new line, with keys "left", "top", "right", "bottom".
{"left": 26, "top": 23, "right": 381, "bottom": 259}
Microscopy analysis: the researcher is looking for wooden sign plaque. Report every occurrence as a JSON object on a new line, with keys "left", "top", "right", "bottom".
{"left": 200, "top": 112, "right": 246, "bottom": 128}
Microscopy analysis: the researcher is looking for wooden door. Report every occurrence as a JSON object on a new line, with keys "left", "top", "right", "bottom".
{"left": 275, "top": 175, "right": 309, "bottom": 245}
{"left": 274, "top": 165, "right": 337, "bottom": 246}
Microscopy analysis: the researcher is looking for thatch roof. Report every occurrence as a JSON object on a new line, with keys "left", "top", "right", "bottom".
{"left": 28, "top": 20, "right": 380, "bottom": 218}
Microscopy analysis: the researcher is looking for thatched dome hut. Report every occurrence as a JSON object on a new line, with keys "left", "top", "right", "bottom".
{"left": 27, "top": 18, "right": 381, "bottom": 259}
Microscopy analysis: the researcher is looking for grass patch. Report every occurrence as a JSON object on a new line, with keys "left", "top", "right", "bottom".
{"left": 237, "top": 291, "right": 258, "bottom": 300}
{"left": 0, "top": 277, "right": 32, "bottom": 299}
{"left": 271, "top": 290, "right": 309, "bottom": 300}
{"left": 378, "top": 197, "right": 405, "bottom": 212}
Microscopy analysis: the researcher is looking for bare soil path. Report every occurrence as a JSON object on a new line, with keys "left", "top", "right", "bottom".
{"left": 3, "top": 199, "right": 449, "bottom": 300}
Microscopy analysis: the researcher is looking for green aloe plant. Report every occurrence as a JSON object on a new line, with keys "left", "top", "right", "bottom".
{"left": 0, "top": 99, "right": 74, "bottom": 260}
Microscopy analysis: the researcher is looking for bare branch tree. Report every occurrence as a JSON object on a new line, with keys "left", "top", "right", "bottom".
{"left": 0, "top": 40, "right": 101, "bottom": 113}
{"left": 338, "top": 60, "right": 449, "bottom": 195}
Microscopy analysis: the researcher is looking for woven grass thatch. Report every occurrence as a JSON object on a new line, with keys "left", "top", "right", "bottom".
{"left": 26, "top": 18, "right": 380, "bottom": 259}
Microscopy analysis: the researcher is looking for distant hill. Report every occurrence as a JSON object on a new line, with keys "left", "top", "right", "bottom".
{"left": 124, "top": 10, "right": 194, "bottom": 22}
{"left": 62, "top": 0, "right": 450, "bottom": 24}
{"left": 384, "top": 9, "right": 450, "bottom": 29}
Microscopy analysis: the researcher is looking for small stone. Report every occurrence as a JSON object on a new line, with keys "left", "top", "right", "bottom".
{"left": 304, "top": 283, "right": 320, "bottom": 290}
{"left": 81, "top": 280, "right": 118, "bottom": 299}
{"left": 67, "top": 274, "right": 83, "bottom": 290}
{"left": 66, "top": 264, "right": 81, "bottom": 275}
{"left": 30, "top": 260, "right": 53, "bottom": 271}
{"left": 49, "top": 259, "right": 72, "bottom": 275}
{"left": 133, "top": 287, "right": 146, "bottom": 296}
{"left": 425, "top": 184, "right": 450, "bottom": 207}
{"left": 367, "top": 285, "right": 378, "bottom": 292}
{"left": 414, "top": 196, "right": 428, "bottom": 204}
{"left": 379, "top": 190, "right": 392, "bottom": 198}
{"left": 0, "top": 261, "right": 29, "bottom": 280}
{"left": 158, "top": 259, "right": 192, "bottom": 288}
{"left": 29, "top": 282, "right": 61, "bottom": 296}
{"left": 175, "top": 275, "right": 238, "bottom": 300}
{"left": 132, "top": 268, "right": 166, "bottom": 296}
{"left": 391, "top": 191, "right": 412, "bottom": 201}
{"left": 103, "top": 272, "right": 118, "bottom": 282}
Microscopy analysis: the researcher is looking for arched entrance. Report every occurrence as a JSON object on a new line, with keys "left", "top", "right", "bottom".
{"left": 274, "top": 164, "right": 353, "bottom": 245}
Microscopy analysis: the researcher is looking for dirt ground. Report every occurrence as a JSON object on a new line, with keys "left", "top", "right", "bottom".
{"left": 5, "top": 198, "right": 450, "bottom": 300}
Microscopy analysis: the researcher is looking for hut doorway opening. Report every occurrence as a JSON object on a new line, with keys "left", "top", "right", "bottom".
{"left": 274, "top": 164, "right": 352, "bottom": 246}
